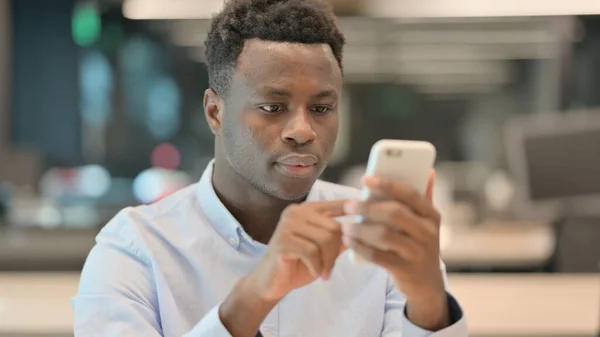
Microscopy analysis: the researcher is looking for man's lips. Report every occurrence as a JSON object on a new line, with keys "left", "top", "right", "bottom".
{"left": 275, "top": 154, "right": 318, "bottom": 178}
{"left": 276, "top": 163, "right": 316, "bottom": 178}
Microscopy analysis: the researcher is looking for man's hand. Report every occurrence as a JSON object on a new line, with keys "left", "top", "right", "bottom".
{"left": 219, "top": 200, "right": 347, "bottom": 337}
{"left": 343, "top": 171, "right": 451, "bottom": 331}
{"left": 247, "top": 200, "right": 348, "bottom": 301}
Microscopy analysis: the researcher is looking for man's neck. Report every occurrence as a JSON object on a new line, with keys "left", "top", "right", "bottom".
{"left": 211, "top": 159, "right": 303, "bottom": 244}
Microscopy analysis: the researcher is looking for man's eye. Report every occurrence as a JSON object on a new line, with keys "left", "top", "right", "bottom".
{"left": 312, "top": 106, "right": 332, "bottom": 115}
{"left": 259, "top": 105, "right": 284, "bottom": 113}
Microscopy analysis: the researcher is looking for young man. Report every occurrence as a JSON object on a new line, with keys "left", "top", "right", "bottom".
{"left": 73, "top": 0, "right": 467, "bottom": 336}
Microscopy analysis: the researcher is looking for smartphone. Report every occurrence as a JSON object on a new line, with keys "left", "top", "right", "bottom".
{"left": 349, "top": 139, "right": 437, "bottom": 263}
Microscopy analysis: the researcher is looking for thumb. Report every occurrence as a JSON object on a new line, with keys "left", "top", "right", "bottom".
{"left": 426, "top": 169, "right": 436, "bottom": 201}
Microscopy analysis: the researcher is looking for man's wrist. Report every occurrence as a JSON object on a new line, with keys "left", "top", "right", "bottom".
{"left": 405, "top": 288, "right": 451, "bottom": 331}
{"left": 219, "top": 277, "right": 279, "bottom": 337}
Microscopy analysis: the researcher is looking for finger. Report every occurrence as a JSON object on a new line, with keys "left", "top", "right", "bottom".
{"left": 344, "top": 222, "right": 423, "bottom": 260}
{"left": 310, "top": 199, "right": 348, "bottom": 217}
{"left": 296, "top": 213, "right": 343, "bottom": 280}
{"left": 346, "top": 237, "right": 404, "bottom": 271}
{"left": 281, "top": 235, "right": 323, "bottom": 278}
{"left": 344, "top": 200, "right": 435, "bottom": 244}
{"left": 426, "top": 169, "right": 435, "bottom": 201}
{"left": 309, "top": 213, "right": 348, "bottom": 265}
{"left": 304, "top": 211, "right": 343, "bottom": 234}
{"left": 362, "top": 176, "right": 440, "bottom": 223}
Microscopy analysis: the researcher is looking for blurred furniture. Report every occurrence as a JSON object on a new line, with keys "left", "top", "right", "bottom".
{"left": 0, "top": 228, "right": 96, "bottom": 271}
{"left": 555, "top": 216, "right": 600, "bottom": 273}
{"left": 450, "top": 273, "right": 600, "bottom": 337}
{"left": 0, "top": 272, "right": 598, "bottom": 337}
{"left": 0, "top": 149, "right": 41, "bottom": 189}
{"left": 0, "top": 220, "right": 557, "bottom": 272}
{"left": 0, "top": 273, "right": 77, "bottom": 337}
{"left": 441, "top": 220, "right": 555, "bottom": 270}
{"left": 505, "top": 110, "right": 600, "bottom": 218}
{"left": 505, "top": 110, "right": 600, "bottom": 273}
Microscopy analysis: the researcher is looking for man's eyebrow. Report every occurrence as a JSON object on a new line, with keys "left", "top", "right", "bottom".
{"left": 260, "top": 87, "right": 292, "bottom": 97}
{"left": 257, "top": 87, "right": 338, "bottom": 99}
{"left": 313, "top": 90, "right": 337, "bottom": 99}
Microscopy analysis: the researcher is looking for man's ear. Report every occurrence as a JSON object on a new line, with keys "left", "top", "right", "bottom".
{"left": 203, "top": 88, "right": 223, "bottom": 135}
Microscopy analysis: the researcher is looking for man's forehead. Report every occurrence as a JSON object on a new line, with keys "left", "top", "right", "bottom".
{"left": 236, "top": 39, "right": 339, "bottom": 75}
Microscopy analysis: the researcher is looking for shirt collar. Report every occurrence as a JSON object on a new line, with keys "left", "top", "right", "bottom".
{"left": 196, "top": 159, "right": 323, "bottom": 250}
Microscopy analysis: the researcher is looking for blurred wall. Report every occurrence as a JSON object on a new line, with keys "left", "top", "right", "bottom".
{"left": 11, "top": 0, "right": 82, "bottom": 167}
{"left": 0, "top": 0, "right": 9, "bottom": 148}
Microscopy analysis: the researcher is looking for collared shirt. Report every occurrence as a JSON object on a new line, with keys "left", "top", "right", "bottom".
{"left": 72, "top": 161, "right": 468, "bottom": 336}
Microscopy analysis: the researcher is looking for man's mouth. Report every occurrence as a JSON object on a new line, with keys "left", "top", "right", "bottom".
{"left": 275, "top": 154, "right": 318, "bottom": 178}
{"left": 275, "top": 163, "right": 317, "bottom": 178}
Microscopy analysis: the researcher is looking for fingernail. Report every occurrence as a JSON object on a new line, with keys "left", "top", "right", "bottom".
{"left": 344, "top": 200, "right": 360, "bottom": 215}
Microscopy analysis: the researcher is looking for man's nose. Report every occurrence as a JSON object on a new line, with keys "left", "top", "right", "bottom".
{"left": 281, "top": 110, "right": 317, "bottom": 146}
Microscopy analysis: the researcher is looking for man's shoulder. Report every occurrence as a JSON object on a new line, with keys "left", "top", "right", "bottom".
{"left": 99, "top": 183, "right": 199, "bottom": 239}
{"left": 312, "top": 179, "right": 361, "bottom": 201}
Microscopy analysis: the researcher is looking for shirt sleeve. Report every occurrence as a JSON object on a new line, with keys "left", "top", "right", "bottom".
{"left": 71, "top": 210, "right": 233, "bottom": 337}
{"left": 182, "top": 304, "right": 232, "bottom": 337}
{"left": 381, "top": 261, "right": 468, "bottom": 337}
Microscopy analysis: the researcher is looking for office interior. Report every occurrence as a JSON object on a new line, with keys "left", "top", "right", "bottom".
{"left": 0, "top": 0, "right": 599, "bottom": 336}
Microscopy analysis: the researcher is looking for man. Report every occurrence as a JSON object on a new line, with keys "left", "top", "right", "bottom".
{"left": 72, "top": 0, "right": 468, "bottom": 336}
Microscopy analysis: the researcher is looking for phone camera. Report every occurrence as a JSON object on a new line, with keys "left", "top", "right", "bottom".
{"left": 386, "top": 149, "right": 403, "bottom": 156}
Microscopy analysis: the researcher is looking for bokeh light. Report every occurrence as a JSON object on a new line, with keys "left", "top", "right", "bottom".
{"left": 76, "top": 165, "right": 112, "bottom": 198}
{"left": 147, "top": 76, "right": 181, "bottom": 140}
{"left": 72, "top": 3, "right": 101, "bottom": 47}
{"left": 151, "top": 143, "right": 181, "bottom": 169}
{"left": 133, "top": 168, "right": 191, "bottom": 204}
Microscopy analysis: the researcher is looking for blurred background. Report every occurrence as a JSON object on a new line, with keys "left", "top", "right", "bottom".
{"left": 0, "top": 0, "right": 599, "bottom": 336}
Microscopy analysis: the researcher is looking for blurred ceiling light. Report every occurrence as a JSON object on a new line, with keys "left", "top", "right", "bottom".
{"left": 123, "top": 0, "right": 225, "bottom": 19}
{"left": 367, "top": 0, "right": 600, "bottom": 18}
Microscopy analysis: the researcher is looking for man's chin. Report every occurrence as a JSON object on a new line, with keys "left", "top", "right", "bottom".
{"left": 271, "top": 178, "right": 316, "bottom": 201}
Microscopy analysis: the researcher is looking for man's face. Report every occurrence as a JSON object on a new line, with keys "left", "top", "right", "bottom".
{"left": 215, "top": 39, "right": 342, "bottom": 200}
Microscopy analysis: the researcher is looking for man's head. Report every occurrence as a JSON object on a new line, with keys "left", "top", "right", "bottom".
{"left": 203, "top": 0, "right": 346, "bottom": 201}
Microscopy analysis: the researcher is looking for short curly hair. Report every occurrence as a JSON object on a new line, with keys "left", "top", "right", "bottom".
{"left": 205, "top": 0, "right": 346, "bottom": 96}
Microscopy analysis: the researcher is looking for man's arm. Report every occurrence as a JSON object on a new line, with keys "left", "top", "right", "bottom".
{"left": 72, "top": 233, "right": 164, "bottom": 336}
{"left": 381, "top": 263, "right": 468, "bottom": 337}
{"left": 72, "top": 212, "right": 234, "bottom": 337}
{"left": 217, "top": 276, "right": 278, "bottom": 337}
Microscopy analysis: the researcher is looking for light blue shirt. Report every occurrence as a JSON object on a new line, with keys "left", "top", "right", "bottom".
{"left": 72, "top": 161, "right": 468, "bottom": 336}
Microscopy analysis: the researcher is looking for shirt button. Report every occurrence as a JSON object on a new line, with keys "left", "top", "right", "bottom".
{"left": 228, "top": 237, "right": 237, "bottom": 246}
